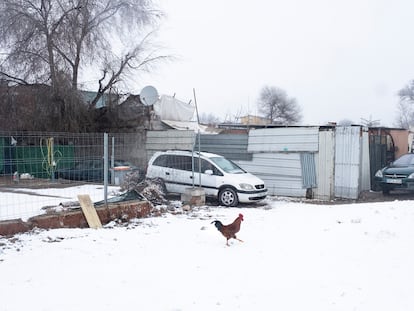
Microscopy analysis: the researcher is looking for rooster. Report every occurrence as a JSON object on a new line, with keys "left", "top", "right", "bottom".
{"left": 211, "top": 213, "right": 244, "bottom": 246}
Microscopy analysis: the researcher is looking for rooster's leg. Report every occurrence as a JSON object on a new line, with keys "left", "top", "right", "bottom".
{"left": 234, "top": 235, "right": 244, "bottom": 243}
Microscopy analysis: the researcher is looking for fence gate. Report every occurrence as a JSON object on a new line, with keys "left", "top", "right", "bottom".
{"left": 368, "top": 134, "right": 393, "bottom": 191}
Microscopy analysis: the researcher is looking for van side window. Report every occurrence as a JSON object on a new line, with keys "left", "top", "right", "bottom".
{"left": 181, "top": 156, "right": 193, "bottom": 171}
{"left": 195, "top": 159, "right": 223, "bottom": 176}
{"left": 210, "top": 163, "right": 223, "bottom": 176}
{"left": 167, "top": 155, "right": 192, "bottom": 171}
{"left": 166, "top": 155, "right": 176, "bottom": 168}
{"left": 153, "top": 154, "right": 168, "bottom": 167}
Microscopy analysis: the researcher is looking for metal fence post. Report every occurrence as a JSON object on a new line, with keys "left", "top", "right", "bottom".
{"left": 111, "top": 136, "right": 115, "bottom": 184}
{"left": 104, "top": 133, "right": 108, "bottom": 205}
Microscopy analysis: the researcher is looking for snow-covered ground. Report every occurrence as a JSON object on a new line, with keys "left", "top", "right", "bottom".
{"left": 1, "top": 192, "right": 414, "bottom": 310}
{"left": 0, "top": 184, "right": 120, "bottom": 221}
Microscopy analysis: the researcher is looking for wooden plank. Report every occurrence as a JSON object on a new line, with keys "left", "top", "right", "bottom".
{"left": 77, "top": 194, "right": 102, "bottom": 229}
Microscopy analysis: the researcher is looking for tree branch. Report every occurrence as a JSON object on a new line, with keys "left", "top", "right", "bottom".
{"left": 0, "top": 71, "right": 30, "bottom": 85}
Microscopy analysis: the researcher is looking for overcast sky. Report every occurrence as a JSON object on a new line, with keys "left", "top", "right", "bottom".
{"left": 136, "top": 0, "right": 414, "bottom": 126}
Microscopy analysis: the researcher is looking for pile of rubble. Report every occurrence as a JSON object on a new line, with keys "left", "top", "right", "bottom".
{"left": 121, "top": 176, "right": 169, "bottom": 206}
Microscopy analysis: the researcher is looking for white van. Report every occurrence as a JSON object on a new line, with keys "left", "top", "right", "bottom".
{"left": 146, "top": 150, "right": 267, "bottom": 206}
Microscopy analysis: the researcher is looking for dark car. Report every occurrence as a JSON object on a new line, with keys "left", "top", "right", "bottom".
{"left": 55, "top": 159, "right": 139, "bottom": 182}
{"left": 374, "top": 153, "right": 414, "bottom": 195}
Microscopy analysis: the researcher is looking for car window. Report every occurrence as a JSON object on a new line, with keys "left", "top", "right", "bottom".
{"left": 194, "top": 158, "right": 222, "bottom": 176}
{"left": 153, "top": 154, "right": 192, "bottom": 171}
{"left": 153, "top": 154, "right": 168, "bottom": 167}
{"left": 210, "top": 156, "right": 245, "bottom": 174}
{"left": 165, "top": 155, "right": 175, "bottom": 168}
{"left": 168, "top": 155, "right": 192, "bottom": 171}
{"left": 153, "top": 153, "right": 225, "bottom": 174}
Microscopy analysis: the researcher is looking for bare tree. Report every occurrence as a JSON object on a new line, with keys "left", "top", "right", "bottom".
{"left": 0, "top": 0, "right": 165, "bottom": 131}
{"left": 398, "top": 80, "right": 414, "bottom": 101}
{"left": 396, "top": 80, "right": 414, "bottom": 129}
{"left": 89, "top": 34, "right": 168, "bottom": 109}
{"left": 257, "top": 85, "right": 302, "bottom": 125}
{"left": 395, "top": 101, "right": 414, "bottom": 129}
{"left": 0, "top": 0, "right": 74, "bottom": 90}
{"left": 56, "top": 0, "right": 164, "bottom": 92}
{"left": 0, "top": 0, "right": 162, "bottom": 91}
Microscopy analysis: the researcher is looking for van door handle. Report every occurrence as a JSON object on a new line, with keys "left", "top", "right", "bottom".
{"left": 165, "top": 172, "right": 170, "bottom": 175}
{"left": 189, "top": 176, "right": 193, "bottom": 179}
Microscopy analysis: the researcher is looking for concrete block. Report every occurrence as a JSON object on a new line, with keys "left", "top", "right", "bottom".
{"left": 181, "top": 187, "right": 206, "bottom": 206}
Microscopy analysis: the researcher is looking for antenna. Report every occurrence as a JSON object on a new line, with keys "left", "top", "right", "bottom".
{"left": 140, "top": 85, "right": 159, "bottom": 106}
{"left": 193, "top": 88, "right": 200, "bottom": 125}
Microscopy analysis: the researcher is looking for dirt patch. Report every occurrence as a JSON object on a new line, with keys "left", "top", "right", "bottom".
{"left": 358, "top": 190, "right": 414, "bottom": 202}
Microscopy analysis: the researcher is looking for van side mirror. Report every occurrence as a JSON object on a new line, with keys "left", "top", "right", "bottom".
{"left": 204, "top": 169, "right": 213, "bottom": 175}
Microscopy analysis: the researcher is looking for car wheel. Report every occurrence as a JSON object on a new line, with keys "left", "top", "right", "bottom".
{"left": 218, "top": 187, "right": 239, "bottom": 207}
{"left": 382, "top": 188, "right": 390, "bottom": 195}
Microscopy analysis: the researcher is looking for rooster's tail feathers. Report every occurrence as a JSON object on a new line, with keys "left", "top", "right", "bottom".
{"left": 211, "top": 220, "right": 223, "bottom": 230}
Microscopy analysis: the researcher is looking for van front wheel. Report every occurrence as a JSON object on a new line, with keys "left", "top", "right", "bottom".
{"left": 218, "top": 187, "right": 239, "bottom": 207}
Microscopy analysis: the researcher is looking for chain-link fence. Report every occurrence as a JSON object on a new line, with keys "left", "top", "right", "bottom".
{"left": 0, "top": 131, "right": 146, "bottom": 221}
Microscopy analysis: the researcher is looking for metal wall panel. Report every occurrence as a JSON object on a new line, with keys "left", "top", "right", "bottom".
{"left": 315, "top": 130, "right": 335, "bottom": 200}
{"left": 300, "top": 153, "right": 317, "bottom": 188}
{"left": 236, "top": 153, "right": 306, "bottom": 197}
{"left": 360, "top": 131, "right": 371, "bottom": 191}
{"left": 198, "top": 134, "right": 252, "bottom": 161}
{"left": 334, "top": 126, "right": 361, "bottom": 199}
{"left": 146, "top": 130, "right": 195, "bottom": 160}
{"left": 248, "top": 127, "right": 320, "bottom": 152}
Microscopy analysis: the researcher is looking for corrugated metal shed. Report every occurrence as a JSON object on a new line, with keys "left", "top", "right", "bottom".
{"left": 239, "top": 127, "right": 319, "bottom": 197}
{"left": 248, "top": 127, "right": 319, "bottom": 152}
{"left": 237, "top": 153, "right": 306, "bottom": 197}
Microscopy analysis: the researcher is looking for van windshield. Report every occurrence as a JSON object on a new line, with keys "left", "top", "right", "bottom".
{"left": 210, "top": 157, "right": 245, "bottom": 174}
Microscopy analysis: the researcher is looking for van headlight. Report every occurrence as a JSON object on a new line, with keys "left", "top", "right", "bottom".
{"left": 240, "top": 183, "right": 254, "bottom": 190}
{"left": 375, "top": 170, "right": 383, "bottom": 178}
{"left": 408, "top": 173, "right": 414, "bottom": 179}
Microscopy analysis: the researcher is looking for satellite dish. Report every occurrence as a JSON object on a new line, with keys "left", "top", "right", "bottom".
{"left": 140, "top": 85, "right": 159, "bottom": 106}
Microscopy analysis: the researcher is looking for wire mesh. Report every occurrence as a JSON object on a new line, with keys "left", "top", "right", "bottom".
{"left": 0, "top": 131, "right": 144, "bottom": 221}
